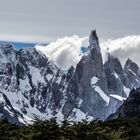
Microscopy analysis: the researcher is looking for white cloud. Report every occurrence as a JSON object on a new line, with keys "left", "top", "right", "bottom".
{"left": 35, "top": 35, "right": 88, "bottom": 70}
{"left": 100, "top": 35, "right": 140, "bottom": 66}
{"left": 35, "top": 35, "right": 140, "bottom": 70}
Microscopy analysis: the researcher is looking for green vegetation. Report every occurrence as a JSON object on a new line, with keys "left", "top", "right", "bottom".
{"left": 0, "top": 117, "right": 140, "bottom": 140}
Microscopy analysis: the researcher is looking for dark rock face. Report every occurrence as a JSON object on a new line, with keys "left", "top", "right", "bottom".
{"left": 124, "top": 59, "right": 140, "bottom": 89}
{"left": 66, "top": 30, "right": 109, "bottom": 120}
{"left": 0, "top": 30, "right": 140, "bottom": 125}
{"left": 107, "top": 88, "right": 140, "bottom": 120}
{"left": 0, "top": 91, "right": 25, "bottom": 126}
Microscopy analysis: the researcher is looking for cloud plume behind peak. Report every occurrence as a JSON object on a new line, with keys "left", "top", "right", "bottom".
{"left": 101, "top": 35, "right": 140, "bottom": 66}
{"left": 35, "top": 35, "right": 89, "bottom": 70}
{"left": 35, "top": 35, "right": 140, "bottom": 70}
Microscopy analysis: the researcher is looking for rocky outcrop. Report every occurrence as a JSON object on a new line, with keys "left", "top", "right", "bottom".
{"left": 65, "top": 30, "right": 109, "bottom": 120}
{"left": 0, "top": 91, "right": 26, "bottom": 126}
{"left": 124, "top": 58, "right": 140, "bottom": 89}
{"left": 107, "top": 88, "right": 140, "bottom": 120}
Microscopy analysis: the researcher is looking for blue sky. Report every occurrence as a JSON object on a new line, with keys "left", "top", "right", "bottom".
{"left": 0, "top": 41, "right": 35, "bottom": 49}
{"left": 0, "top": 0, "right": 139, "bottom": 43}
{"left": 12, "top": 42, "right": 35, "bottom": 49}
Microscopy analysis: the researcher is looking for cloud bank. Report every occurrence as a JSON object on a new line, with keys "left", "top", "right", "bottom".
{"left": 35, "top": 36, "right": 88, "bottom": 70}
{"left": 35, "top": 35, "right": 140, "bottom": 70}
{"left": 100, "top": 36, "right": 140, "bottom": 66}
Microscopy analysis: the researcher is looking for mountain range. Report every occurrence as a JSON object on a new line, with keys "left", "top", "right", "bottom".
{"left": 0, "top": 30, "right": 140, "bottom": 125}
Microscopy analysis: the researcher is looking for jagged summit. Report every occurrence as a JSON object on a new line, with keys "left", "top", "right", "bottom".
{"left": 0, "top": 43, "right": 15, "bottom": 50}
{"left": 88, "top": 30, "right": 100, "bottom": 53}
{"left": 124, "top": 58, "right": 139, "bottom": 69}
{"left": 124, "top": 58, "right": 140, "bottom": 77}
{"left": 125, "top": 58, "right": 135, "bottom": 66}
{"left": 89, "top": 30, "right": 99, "bottom": 45}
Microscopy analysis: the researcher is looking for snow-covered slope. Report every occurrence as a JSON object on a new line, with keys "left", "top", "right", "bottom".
{"left": 0, "top": 31, "right": 140, "bottom": 125}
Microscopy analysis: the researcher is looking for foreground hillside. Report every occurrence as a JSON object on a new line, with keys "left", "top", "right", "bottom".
{"left": 0, "top": 117, "right": 140, "bottom": 140}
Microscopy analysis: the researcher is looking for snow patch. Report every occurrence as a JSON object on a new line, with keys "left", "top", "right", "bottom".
{"left": 55, "top": 111, "right": 64, "bottom": 122}
{"left": 128, "top": 69, "right": 136, "bottom": 76}
{"left": 114, "top": 72, "right": 119, "bottom": 79}
{"left": 56, "top": 77, "right": 61, "bottom": 84}
{"left": 46, "top": 74, "right": 53, "bottom": 81}
{"left": 91, "top": 76, "right": 99, "bottom": 88}
{"left": 110, "top": 94, "right": 126, "bottom": 101}
{"left": 123, "top": 86, "right": 130, "bottom": 97}
{"left": 19, "top": 77, "right": 31, "bottom": 93}
{"left": 77, "top": 98, "right": 83, "bottom": 108}
{"left": 95, "top": 86, "right": 110, "bottom": 105}
{"left": 29, "top": 66, "right": 45, "bottom": 84}
{"left": 69, "top": 108, "right": 93, "bottom": 122}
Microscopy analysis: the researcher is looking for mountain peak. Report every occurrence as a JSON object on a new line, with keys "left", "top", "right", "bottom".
{"left": 88, "top": 30, "right": 101, "bottom": 54}
{"left": 0, "top": 43, "right": 16, "bottom": 54}
{"left": 89, "top": 30, "right": 99, "bottom": 45}
{"left": 0, "top": 43, "right": 15, "bottom": 49}
{"left": 125, "top": 58, "right": 134, "bottom": 65}
{"left": 124, "top": 58, "right": 139, "bottom": 72}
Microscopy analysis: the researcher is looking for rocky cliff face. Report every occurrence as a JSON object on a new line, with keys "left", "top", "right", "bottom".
{"left": 0, "top": 31, "right": 139, "bottom": 125}
{"left": 107, "top": 88, "right": 140, "bottom": 120}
